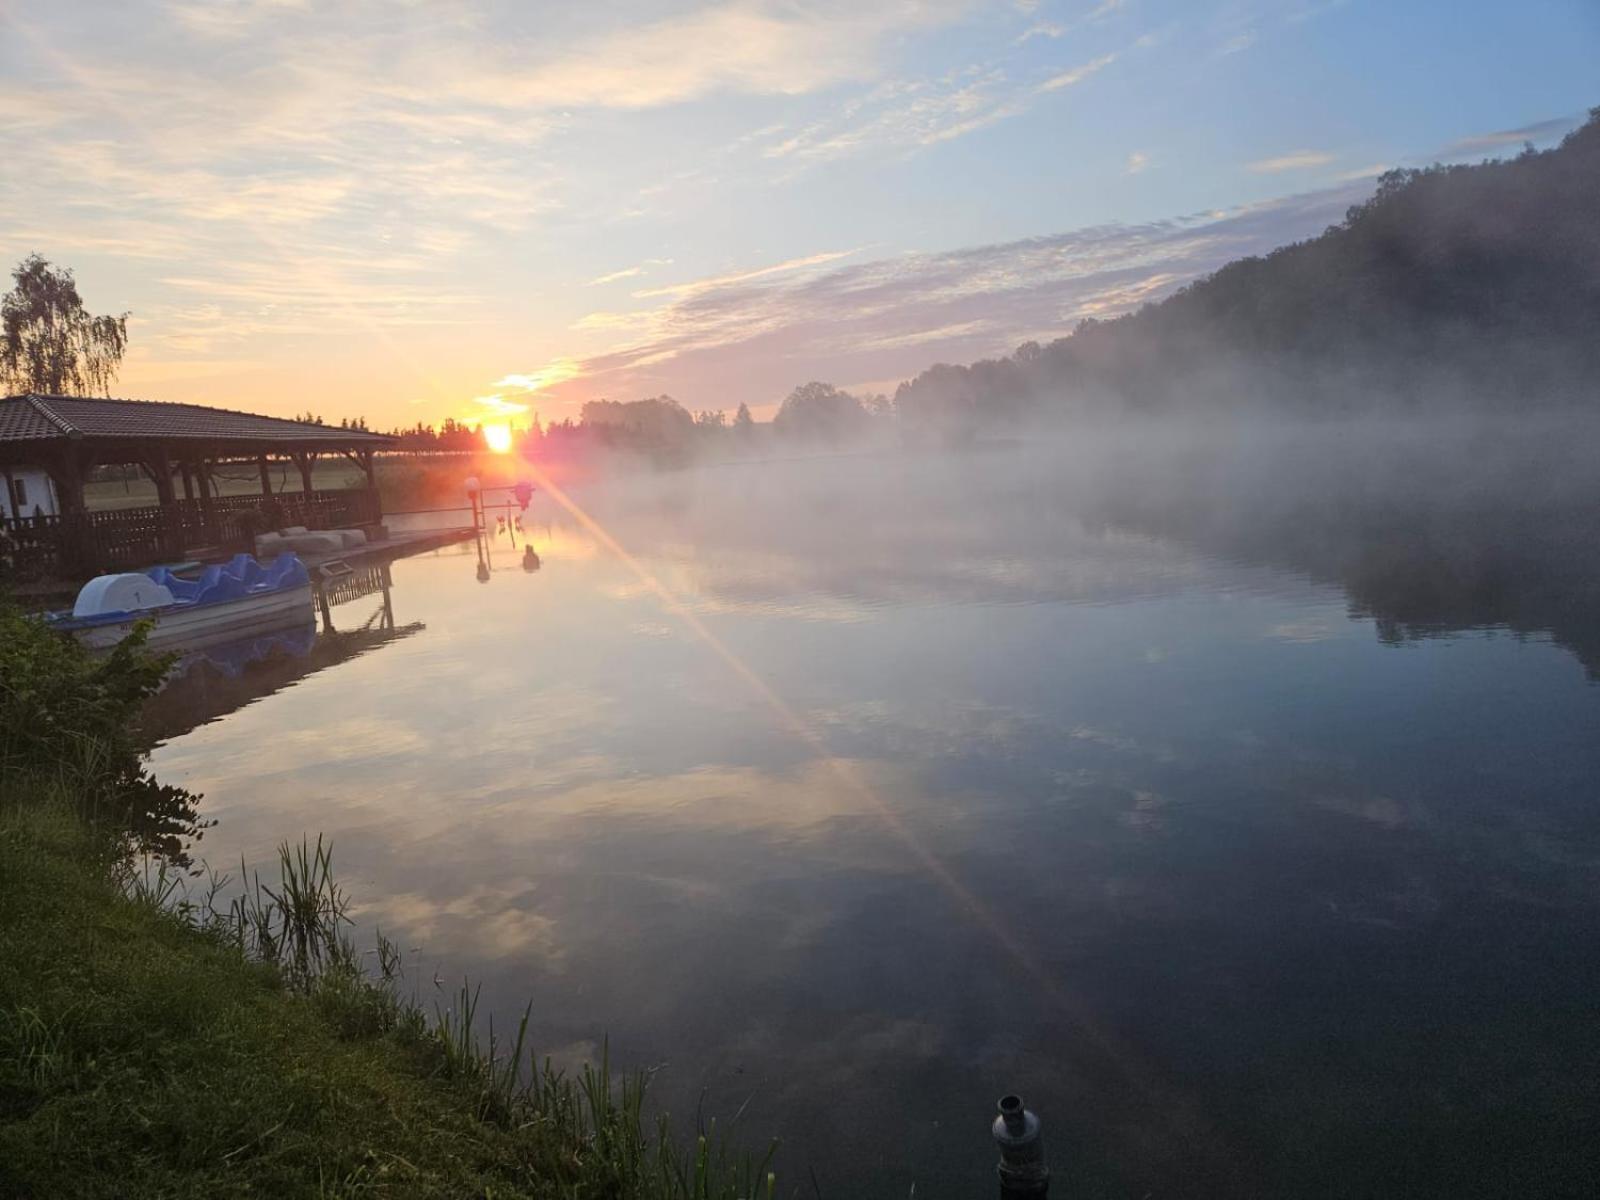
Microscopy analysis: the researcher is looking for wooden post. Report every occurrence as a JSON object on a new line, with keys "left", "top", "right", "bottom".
{"left": 179, "top": 461, "right": 195, "bottom": 502}
{"left": 149, "top": 449, "right": 182, "bottom": 561}
{"left": 149, "top": 450, "right": 175, "bottom": 507}
{"left": 293, "top": 452, "right": 317, "bottom": 495}
{"left": 195, "top": 460, "right": 216, "bottom": 548}
{"left": 48, "top": 445, "right": 91, "bottom": 574}
{"left": 52, "top": 446, "right": 87, "bottom": 515}
{"left": 258, "top": 455, "right": 273, "bottom": 496}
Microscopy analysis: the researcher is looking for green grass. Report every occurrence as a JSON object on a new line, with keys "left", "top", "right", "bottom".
{"left": 0, "top": 787, "right": 776, "bottom": 1199}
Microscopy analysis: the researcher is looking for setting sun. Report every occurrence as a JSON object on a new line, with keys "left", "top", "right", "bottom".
{"left": 483, "top": 422, "right": 514, "bottom": 454}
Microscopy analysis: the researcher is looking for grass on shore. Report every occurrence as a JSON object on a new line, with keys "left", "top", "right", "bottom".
{"left": 0, "top": 784, "right": 775, "bottom": 1199}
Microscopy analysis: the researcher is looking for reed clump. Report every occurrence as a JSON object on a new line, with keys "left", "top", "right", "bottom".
{"left": 0, "top": 789, "right": 776, "bottom": 1198}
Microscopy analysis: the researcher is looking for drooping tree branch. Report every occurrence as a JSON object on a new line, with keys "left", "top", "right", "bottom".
{"left": 0, "top": 255, "right": 129, "bottom": 396}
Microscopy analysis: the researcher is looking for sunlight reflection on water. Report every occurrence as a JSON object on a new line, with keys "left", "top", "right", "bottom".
{"left": 147, "top": 443, "right": 1600, "bottom": 1196}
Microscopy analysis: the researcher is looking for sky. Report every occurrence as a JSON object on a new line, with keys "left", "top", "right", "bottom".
{"left": 1, "top": 0, "right": 1595, "bottom": 427}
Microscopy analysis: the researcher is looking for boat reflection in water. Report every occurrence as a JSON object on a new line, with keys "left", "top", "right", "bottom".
{"left": 141, "top": 559, "right": 425, "bottom": 746}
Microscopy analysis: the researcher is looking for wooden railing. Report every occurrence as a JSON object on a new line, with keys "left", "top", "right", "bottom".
{"left": 1, "top": 488, "right": 381, "bottom": 579}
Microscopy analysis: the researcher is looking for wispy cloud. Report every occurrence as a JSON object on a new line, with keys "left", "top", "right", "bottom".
{"left": 758, "top": 68, "right": 1033, "bottom": 163}
{"left": 436, "top": 1, "right": 977, "bottom": 111}
{"left": 473, "top": 394, "right": 532, "bottom": 417}
{"left": 1016, "top": 0, "right": 1125, "bottom": 44}
{"left": 1039, "top": 52, "right": 1118, "bottom": 92}
{"left": 588, "top": 259, "right": 674, "bottom": 286}
{"left": 1246, "top": 149, "right": 1336, "bottom": 173}
{"left": 1016, "top": 22, "right": 1065, "bottom": 44}
{"left": 0, "top": 0, "right": 972, "bottom": 372}
{"left": 634, "top": 249, "right": 861, "bottom": 299}
{"left": 495, "top": 363, "right": 582, "bottom": 393}
{"left": 510, "top": 180, "right": 1369, "bottom": 408}
{"left": 1436, "top": 115, "right": 1581, "bottom": 158}
{"left": 1125, "top": 151, "right": 1151, "bottom": 175}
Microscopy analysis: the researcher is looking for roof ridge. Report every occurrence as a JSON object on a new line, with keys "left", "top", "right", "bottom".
{"left": 18, "top": 393, "right": 390, "bottom": 440}
{"left": 24, "top": 394, "right": 79, "bottom": 437}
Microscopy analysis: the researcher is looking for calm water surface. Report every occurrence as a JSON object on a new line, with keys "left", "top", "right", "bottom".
{"left": 146, "top": 439, "right": 1600, "bottom": 1197}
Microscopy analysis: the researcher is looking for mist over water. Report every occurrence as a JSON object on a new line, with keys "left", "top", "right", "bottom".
{"left": 146, "top": 419, "right": 1600, "bottom": 1196}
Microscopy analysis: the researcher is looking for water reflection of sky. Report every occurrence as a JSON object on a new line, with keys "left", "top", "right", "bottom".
{"left": 148, "top": 451, "right": 1600, "bottom": 1197}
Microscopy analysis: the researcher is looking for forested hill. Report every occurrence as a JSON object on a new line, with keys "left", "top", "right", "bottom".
{"left": 894, "top": 108, "right": 1600, "bottom": 427}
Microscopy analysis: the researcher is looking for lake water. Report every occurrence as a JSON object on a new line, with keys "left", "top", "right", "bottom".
{"left": 145, "top": 430, "right": 1600, "bottom": 1197}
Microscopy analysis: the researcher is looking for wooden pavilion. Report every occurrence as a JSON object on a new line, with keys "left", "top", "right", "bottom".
{"left": 0, "top": 393, "right": 393, "bottom": 578}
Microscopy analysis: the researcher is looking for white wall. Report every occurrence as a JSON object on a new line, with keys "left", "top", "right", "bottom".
{"left": 0, "top": 467, "right": 60, "bottom": 520}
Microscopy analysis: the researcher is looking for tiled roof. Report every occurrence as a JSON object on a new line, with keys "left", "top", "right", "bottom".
{"left": 0, "top": 394, "right": 392, "bottom": 446}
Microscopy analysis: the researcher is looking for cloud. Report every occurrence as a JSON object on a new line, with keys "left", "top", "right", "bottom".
{"left": 1016, "top": 22, "right": 1065, "bottom": 43}
{"left": 1125, "top": 151, "right": 1150, "bottom": 175}
{"left": 1039, "top": 52, "right": 1118, "bottom": 92}
{"left": 508, "top": 180, "right": 1368, "bottom": 408}
{"left": 0, "top": 1, "right": 972, "bottom": 370}
{"left": 494, "top": 362, "right": 582, "bottom": 393}
{"left": 588, "top": 259, "right": 674, "bottom": 286}
{"left": 1019, "top": 0, "right": 1123, "bottom": 42}
{"left": 1436, "top": 115, "right": 1582, "bottom": 158}
{"left": 633, "top": 249, "right": 862, "bottom": 299}
{"left": 757, "top": 68, "right": 1035, "bottom": 163}
{"left": 1247, "top": 149, "right": 1336, "bottom": 173}
{"left": 472, "top": 394, "right": 532, "bottom": 417}
{"left": 437, "top": 1, "right": 976, "bottom": 111}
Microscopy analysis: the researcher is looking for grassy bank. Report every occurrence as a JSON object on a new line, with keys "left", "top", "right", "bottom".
{"left": 0, "top": 791, "right": 773, "bottom": 1199}
{"left": 0, "top": 606, "right": 774, "bottom": 1198}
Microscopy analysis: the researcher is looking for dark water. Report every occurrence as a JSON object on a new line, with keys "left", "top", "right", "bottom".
{"left": 146, "top": 426, "right": 1600, "bottom": 1197}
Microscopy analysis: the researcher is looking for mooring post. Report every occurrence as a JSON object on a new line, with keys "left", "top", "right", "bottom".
{"left": 993, "top": 1094, "right": 1049, "bottom": 1198}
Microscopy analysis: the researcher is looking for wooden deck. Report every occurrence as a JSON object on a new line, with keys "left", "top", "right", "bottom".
{"left": 8, "top": 525, "right": 478, "bottom": 603}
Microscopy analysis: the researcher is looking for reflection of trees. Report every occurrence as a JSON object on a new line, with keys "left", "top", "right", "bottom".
{"left": 1079, "top": 424, "right": 1600, "bottom": 677}
{"left": 577, "top": 424, "right": 1600, "bottom": 676}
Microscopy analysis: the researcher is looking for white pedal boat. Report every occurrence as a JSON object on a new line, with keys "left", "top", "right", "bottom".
{"left": 49, "top": 553, "right": 314, "bottom": 651}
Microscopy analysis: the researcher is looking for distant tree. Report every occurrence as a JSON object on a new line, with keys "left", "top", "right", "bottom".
{"left": 0, "top": 255, "right": 128, "bottom": 396}
{"left": 772, "top": 381, "right": 868, "bottom": 441}
{"left": 695, "top": 409, "right": 727, "bottom": 428}
{"left": 581, "top": 395, "right": 695, "bottom": 450}
{"left": 733, "top": 401, "right": 754, "bottom": 432}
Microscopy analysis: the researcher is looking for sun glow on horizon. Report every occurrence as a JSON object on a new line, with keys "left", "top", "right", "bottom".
{"left": 483, "top": 422, "right": 514, "bottom": 453}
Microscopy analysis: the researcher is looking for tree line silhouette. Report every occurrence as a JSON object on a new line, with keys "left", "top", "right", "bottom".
{"left": 890, "top": 108, "right": 1600, "bottom": 431}
{"left": 375, "top": 109, "right": 1600, "bottom": 459}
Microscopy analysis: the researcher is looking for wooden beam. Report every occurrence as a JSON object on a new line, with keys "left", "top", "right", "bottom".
{"left": 258, "top": 455, "right": 273, "bottom": 496}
